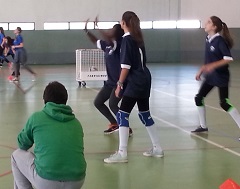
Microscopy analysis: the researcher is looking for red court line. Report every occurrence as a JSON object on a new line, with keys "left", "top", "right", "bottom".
{"left": 0, "top": 171, "right": 12, "bottom": 177}
{"left": 0, "top": 145, "right": 15, "bottom": 177}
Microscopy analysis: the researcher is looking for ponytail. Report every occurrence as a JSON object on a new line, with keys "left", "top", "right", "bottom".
{"left": 129, "top": 15, "right": 144, "bottom": 47}
{"left": 122, "top": 11, "right": 144, "bottom": 47}
{"left": 210, "top": 16, "right": 234, "bottom": 49}
{"left": 222, "top": 22, "right": 234, "bottom": 49}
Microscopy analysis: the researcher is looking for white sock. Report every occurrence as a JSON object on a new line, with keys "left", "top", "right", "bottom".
{"left": 228, "top": 107, "right": 240, "bottom": 128}
{"left": 146, "top": 125, "right": 162, "bottom": 151}
{"left": 118, "top": 127, "right": 129, "bottom": 157}
{"left": 197, "top": 106, "right": 207, "bottom": 128}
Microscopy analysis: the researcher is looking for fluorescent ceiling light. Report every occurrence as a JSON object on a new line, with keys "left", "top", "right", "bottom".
{"left": 153, "top": 21, "right": 176, "bottom": 29}
{"left": 177, "top": 20, "right": 201, "bottom": 28}
{"left": 9, "top": 23, "right": 35, "bottom": 30}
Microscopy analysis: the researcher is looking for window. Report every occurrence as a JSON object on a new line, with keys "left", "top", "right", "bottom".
{"left": 96, "top": 22, "right": 119, "bottom": 29}
{"left": 70, "top": 22, "right": 94, "bottom": 30}
{"left": 153, "top": 21, "right": 177, "bottom": 29}
{"left": 177, "top": 20, "right": 201, "bottom": 28}
{"left": 140, "top": 21, "right": 152, "bottom": 29}
{"left": 0, "top": 23, "right": 8, "bottom": 30}
{"left": 9, "top": 23, "right": 35, "bottom": 30}
{"left": 44, "top": 22, "right": 69, "bottom": 30}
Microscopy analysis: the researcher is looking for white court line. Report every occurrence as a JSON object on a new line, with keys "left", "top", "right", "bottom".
{"left": 151, "top": 114, "right": 240, "bottom": 157}
{"left": 88, "top": 87, "right": 240, "bottom": 157}
{"left": 153, "top": 89, "right": 225, "bottom": 112}
{"left": 152, "top": 89, "right": 240, "bottom": 156}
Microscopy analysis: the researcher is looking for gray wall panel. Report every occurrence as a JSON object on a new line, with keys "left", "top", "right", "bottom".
{"left": 4, "top": 29, "right": 240, "bottom": 64}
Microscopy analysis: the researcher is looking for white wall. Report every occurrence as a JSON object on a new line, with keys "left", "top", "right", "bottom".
{"left": 2, "top": 0, "right": 179, "bottom": 29}
{"left": 180, "top": 0, "right": 240, "bottom": 28}
{"left": 2, "top": 0, "right": 239, "bottom": 29}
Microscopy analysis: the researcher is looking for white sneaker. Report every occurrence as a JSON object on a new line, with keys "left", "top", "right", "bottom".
{"left": 104, "top": 152, "right": 128, "bottom": 163}
{"left": 143, "top": 148, "right": 164, "bottom": 158}
{"left": 12, "top": 77, "right": 19, "bottom": 82}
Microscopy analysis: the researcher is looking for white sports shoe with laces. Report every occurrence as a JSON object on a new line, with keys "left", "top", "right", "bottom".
{"left": 104, "top": 152, "right": 128, "bottom": 163}
{"left": 143, "top": 148, "right": 164, "bottom": 158}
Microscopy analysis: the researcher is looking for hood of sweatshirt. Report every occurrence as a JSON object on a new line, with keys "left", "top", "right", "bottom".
{"left": 43, "top": 102, "right": 75, "bottom": 122}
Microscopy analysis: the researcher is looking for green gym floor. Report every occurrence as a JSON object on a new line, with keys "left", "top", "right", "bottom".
{"left": 1, "top": 63, "right": 240, "bottom": 189}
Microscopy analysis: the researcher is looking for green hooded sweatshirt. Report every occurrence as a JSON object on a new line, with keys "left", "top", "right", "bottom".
{"left": 17, "top": 102, "right": 86, "bottom": 181}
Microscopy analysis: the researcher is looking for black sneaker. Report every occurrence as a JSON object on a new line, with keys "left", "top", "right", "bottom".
{"left": 0, "top": 63, "right": 2, "bottom": 68}
{"left": 104, "top": 125, "right": 119, "bottom": 135}
{"left": 191, "top": 126, "right": 208, "bottom": 133}
{"left": 129, "top": 128, "right": 133, "bottom": 137}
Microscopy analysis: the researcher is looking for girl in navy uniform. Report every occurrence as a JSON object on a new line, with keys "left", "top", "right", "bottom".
{"left": 84, "top": 19, "right": 133, "bottom": 136}
{"left": 192, "top": 16, "right": 240, "bottom": 133}
{"left": 11, "top": 27, "right": 36, "bottom": 81}
{"left": 104, "top": 11, "right": 163, "bottom": 163}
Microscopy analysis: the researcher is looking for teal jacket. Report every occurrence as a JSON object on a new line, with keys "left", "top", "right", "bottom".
{"left": 17, "top": 102, "right": 86, "bottom": 181}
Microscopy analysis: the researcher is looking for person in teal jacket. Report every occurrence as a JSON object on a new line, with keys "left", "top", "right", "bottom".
{"left": 11, "top": 81, "right": 86, "bottom": 189}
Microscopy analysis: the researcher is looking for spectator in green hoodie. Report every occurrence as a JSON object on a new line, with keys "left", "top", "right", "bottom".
{"left": 11, "top": 81, "right": 86, "bottom": 189}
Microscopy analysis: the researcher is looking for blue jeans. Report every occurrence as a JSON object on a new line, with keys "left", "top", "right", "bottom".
{"left": 13, "top": 48, "right": 35, "bottom": 77}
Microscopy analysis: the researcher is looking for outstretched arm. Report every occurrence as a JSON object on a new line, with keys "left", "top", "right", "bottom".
{"left": 84, "top": 19, "right": 98, "bottom": 44}
{"left": 94, "top": 16, "right": 112, "bottom": 43}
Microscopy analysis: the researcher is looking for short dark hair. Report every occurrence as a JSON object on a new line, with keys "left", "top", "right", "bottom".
{"left": 43, "top": 81, "right": 68, "bottom": 104}
{"left": 17, "top": 27, "right": 22, "bottom": 33}
{"left": 112, "top": 24, "right": 124, "bottom": 41}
